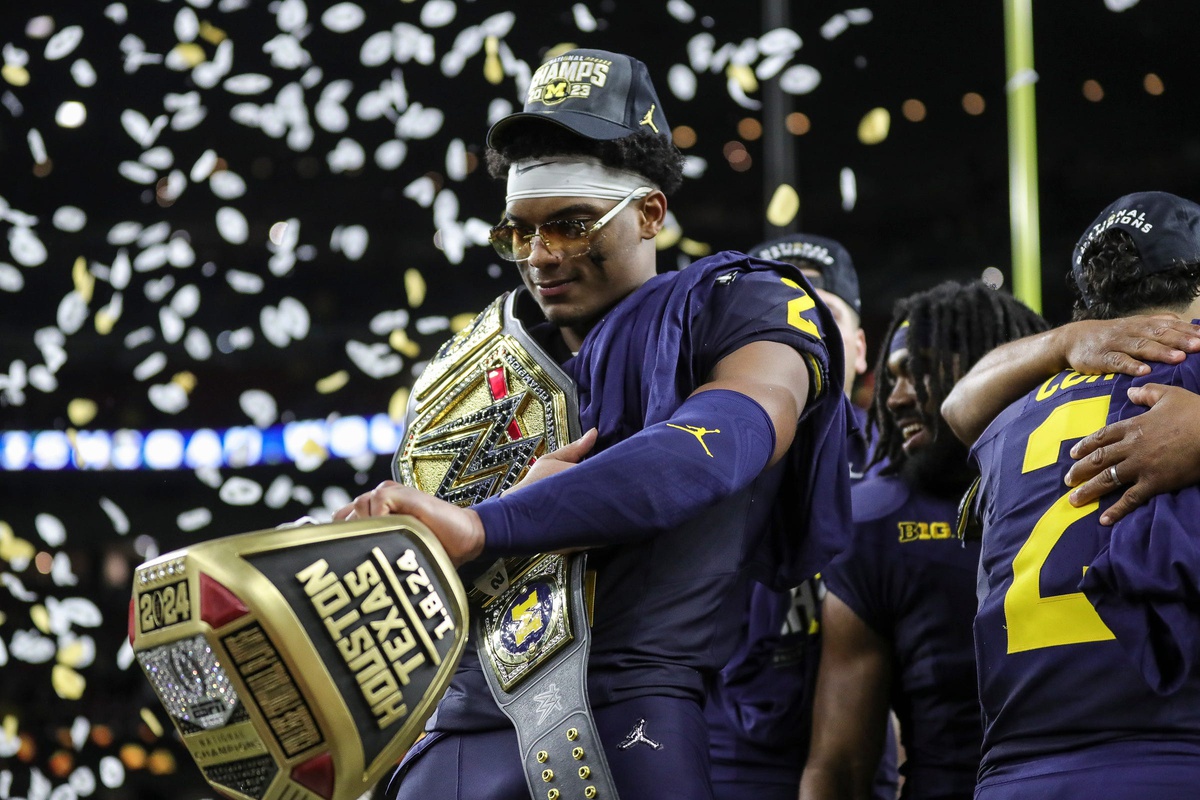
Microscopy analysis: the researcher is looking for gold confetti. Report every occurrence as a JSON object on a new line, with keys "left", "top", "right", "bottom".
{"left": 147, "top": 748, "right": 177, "bottom": 775}
{"left": 95, "top": 309, "right": 117, "bottom": 335}
{"left": 71, "top": 256, "right": 94, "bottom": 303}
{"left": 0, "top": 611, "right": 5, "bottom": 626}
{"left": 301, "top": 440, "right": 329, "bottom": 462}
{"left": 766, "top": 184, "right": 800, "bottom": 227}
{"left": 388, "top": 328, "right": 420, "bottom": 357}
{"left": 655, "top": 226, "right": 682, "bottom": 251}
{"left": 316, "top": 370, "right": 349, "bottom": 394}
{"left": 198, "top": 21, "right": 227, "bottom": 44}
{"left": 170, "top": 42, "right": 206, "bottom": 68}
{"left": 483, "top": 36, "right": 503, "bottom": 85}
{"left": 67, "top": 398, "right": 97, "bottom": 427}
{"left": 680, "top": 238, "right": 712, "bottom": 257}
{"left": 57, "top": 639, "right": 87, "bottom": 668}
{"left": 726, "top": 63, "right": 758, "bottom": 94}
{"left": 0, "top": 521, "right": 36, "bottom": 565}
{"left": 31, "top": 604, "right": 50, "bottom": 633}
{"left": 858, "top": 107, "right": 891, "bottom": 145}
{"left": 52, "top": 664, "right": 86, "bottom": 700}
{"left": 139, "top": 708, "right": 165, "bottom": 738}
{"left": 450, "top": 312, "right": 476, "bottom": 332}
{"left": 3, "top": 715, "right": 16, "bottom": 741}
{"left": 1, "top": 64, "right": 30, "bottom": 87}
{"left": 545, "top": 43, "right": 579, "bottom": 60}
{"left": 404, "top": 269, "right": 426, "bottom": 308}
{"left": 388, "top": 387, "right": 410, "bottom": 422}
{"left": 171, "top": 371, "right": 197, "bottom": 393}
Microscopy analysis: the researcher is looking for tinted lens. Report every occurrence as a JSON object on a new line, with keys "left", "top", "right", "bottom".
{"left": 489, "top": 220, "right": 591, "bottom": 261}
{"left": 488, "top": 224, "right": 526, "bottom": 261}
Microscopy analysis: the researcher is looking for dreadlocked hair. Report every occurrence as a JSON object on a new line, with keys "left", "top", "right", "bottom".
{"left": 868, "top": 279, "right": 1049, "bottom": 470}
{"left": 485, "top": 125, "right": 685, "bottom": 195}
{"left": 1071, "top": 228, "right": 1200, "bottom": 321}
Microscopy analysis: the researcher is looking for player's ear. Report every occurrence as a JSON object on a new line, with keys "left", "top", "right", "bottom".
{"left": 637, "top": 190, "right": 667, "bottom": 240}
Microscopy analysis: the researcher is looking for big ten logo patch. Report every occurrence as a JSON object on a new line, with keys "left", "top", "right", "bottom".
{"left": 897, "top": 520, "right": 953, "bottom": 543}
{"left": 526, "top": 55, "right": 611, "bottom": 106}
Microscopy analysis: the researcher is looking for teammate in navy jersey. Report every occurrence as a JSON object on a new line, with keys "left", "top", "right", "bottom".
{"left": 944, "top": 192, "right": 1200, "bottom": 799}
{"left": 801, "top": 281, "right": 1047, "bottom": 800}
{"left": 333, "top": 49, "right": 853, "bottom": 799}
{"left": 706, "top": 232, "right": 899, "bottom": 800}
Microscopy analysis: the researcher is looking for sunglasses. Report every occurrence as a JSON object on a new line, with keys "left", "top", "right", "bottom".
{"left": 488, "top": 186, "right": 652, "bottom": 262}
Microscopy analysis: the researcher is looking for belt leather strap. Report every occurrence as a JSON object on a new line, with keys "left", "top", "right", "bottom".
{"left": 477, "top": 553, "right": 618, "bottom": 800}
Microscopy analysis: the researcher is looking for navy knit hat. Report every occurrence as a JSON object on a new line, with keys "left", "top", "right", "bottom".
{"left": 487, "top": 49, "right": 670, "bottom": 148}
{"left": 751, "top": 233, "right": 862, "bottom": 314}
{"left": 1074, "top": 191, "right": 1200, "bottom": 306}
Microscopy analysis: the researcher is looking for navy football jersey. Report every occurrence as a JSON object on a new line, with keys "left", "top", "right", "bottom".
{"left": 705, "top": 400, "right": 897, "bottom": 794}
{"left": 971, "top": 350, "right": 1200, "bottom": 786}
{"left": 823, "top": 474, "right": 982, "bottom": 799}
{"left": 431, "top": 250, "right": 852, "bottom": 732}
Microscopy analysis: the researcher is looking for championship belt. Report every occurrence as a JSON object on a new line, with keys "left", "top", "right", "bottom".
{"left": 395, "top": 290, "right": 619, "bottom": 799}
{"left": 129, "top": 517, "right": 467, "bottom": 800}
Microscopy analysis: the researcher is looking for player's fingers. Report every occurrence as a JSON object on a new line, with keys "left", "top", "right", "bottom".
{"left": 537, "top": 428, "right": 598, "bottom": 465}
{"left": 1143, "top": 317, "right": 1200, "bottom": 352}
{"left": 1099, "top": 348, "right": 1151, "bottom": 377}
{"left": 1068, "top": 418, "right": 1129, "bottom": 462}
{"left": 1099, "top": 486, "right": 1149, "bottom": 527}
{"left": 1126, "top": 382, "right": 1171, "bottom": 408}
{"left": 1067, "top": 455, "right": 1123, "bottom": 506}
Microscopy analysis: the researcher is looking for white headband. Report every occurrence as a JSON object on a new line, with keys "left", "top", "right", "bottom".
{"left": 506, "top": 156, "right": 650, "bottom": 203}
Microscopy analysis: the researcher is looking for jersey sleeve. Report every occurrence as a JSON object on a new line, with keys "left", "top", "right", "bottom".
{"left": 822, "top": 521, "right": 895, "bottom": 638}
{"left": 687, "top": 263, "right": 835, "bottom": 403}
{"left": 1081, "top": 357, "right": 1200, "bottom": 695}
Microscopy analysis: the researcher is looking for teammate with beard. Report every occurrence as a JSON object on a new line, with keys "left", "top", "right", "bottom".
{"left": 800, "top": 280, "right": 1047, "bottom": 800}
{"left": 706, "top": 232, "right": 898, "bottom": 800}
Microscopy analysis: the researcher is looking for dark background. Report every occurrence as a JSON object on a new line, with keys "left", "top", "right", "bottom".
{"left": 2, "top": 1, "right": 1198, "bottom": 797}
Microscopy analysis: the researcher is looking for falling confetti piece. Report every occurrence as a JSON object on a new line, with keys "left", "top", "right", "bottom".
{"left": 449, "top": 312, "right": 476, "bottom": 332}
{"left": 52, "top": 665, "right": 85, "bottom": 700}
{"left": 404, "top": 268, "right": 426, "bottom": 307}
{"left": 316, "top": 370, "right": 350, "bottom": 393}
{"left": 857, "top": 107, "right": 891, "bottom": 145}
{"left": 388, "top": 386, "right": 410, "bottom": 422}
{"left": 71, "top": 256, "right": 94, "bottom": 303}
{"left": 388, "top": 328, "right": 420, "bottom": 357}
{"left": 680, "top": 238, "right": 712, "bottom": 257}
{"left": 766, "top": 183, "right": 800, "bottom": 227}
{"left": 138, "top": 709, "right": 164, "bottom": 738}
{"left": 67, "top": 398, "right": 98, "bottom": 427}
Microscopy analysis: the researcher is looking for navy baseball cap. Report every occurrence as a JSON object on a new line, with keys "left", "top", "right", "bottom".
{"left": 487, "top": 49, "right": 671, "bottom": 148}
{"left": 1074, "top": 191, "right": 1200, "bottom": 304}
{"left": 751, "top": 233, "right": 862, "bottom": 314}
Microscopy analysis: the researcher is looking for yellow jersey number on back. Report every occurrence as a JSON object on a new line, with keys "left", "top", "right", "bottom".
{"left": 780, "top": 277, "right": 821, "bottom": 339}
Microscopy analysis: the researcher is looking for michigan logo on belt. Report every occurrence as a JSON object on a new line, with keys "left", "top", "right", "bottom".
{"left": 130, "top": 518, "right": 468, "bottom": 800}
{"left": 481, "top": 556, "right": 575, "bottom": 691}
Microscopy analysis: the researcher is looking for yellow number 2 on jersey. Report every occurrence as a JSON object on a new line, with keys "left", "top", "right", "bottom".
{"left": 1005, "top": 394, "right": 1116, "bottom": 653}
{"left": 780, "top": 277, "right": 820, "bottom": 339}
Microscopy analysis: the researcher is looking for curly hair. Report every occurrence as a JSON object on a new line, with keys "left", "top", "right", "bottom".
{"left": 485, "top": 124, "right": 685, "bottom": 195}
{"left": 869, "top": 280, "right": 1049, "bottom": 470}
{"left": 1071, "top": 228, "right": 1200, "bottom": 321}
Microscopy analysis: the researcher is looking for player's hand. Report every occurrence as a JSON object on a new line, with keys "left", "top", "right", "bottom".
{"left": 503, "top": 428, "right": 598, "bottom": 495}
{"left": 333, "top": 481, "right": 485, "bottom": 567}
{"left": 1065, "top": 383, "right": 1200, "bottom": 525}
{"left": 1058, "top": 316, "right": 1200, "bottom": 377}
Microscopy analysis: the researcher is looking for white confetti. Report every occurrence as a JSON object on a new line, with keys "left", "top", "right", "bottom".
{"left": 46, "top": 597, "right": 101, "bottom": 632}
{"left": 226, "top": 269, "right": 265, "bottom": 293}
{"left": 117, "top": 160, "right": 158, "bottom": 184}
{"left": 421, "top": 0, "right": 457, "bottom": 28}
{"left": 69, "top": 766, "right": 96, "bottom": 797}
{"left": 216, "top": 206, "right": 249, "bottom": 244}
{"left": 316, "top": 79, "right": 353, "bottom": 132}
{"left": 56, "top": 292, "right": 88, "bottom": 335}
{"left": 369, "top": 309, "right": 409, "bottom": 335}
{"left": 170, "top": 284, "right": 201, "bottom": 318}
{"left": 133, "top": 244, "right": 169, "bottom": 273}
{"left": 2, "top": 573, "right": 37, "bottom": 601}
{"left": 50, "top": 551, "right": 79, "bottom": 586}
{"left": 209, "top": 169, "right": 247, "bottom": 199}
{"left": 667, "top": 0, "right": 696, "bottom": 22}
{"left": 331, "top": 225, "right": 368, "bottom": 260}
{"left": 240, "top": 389, "right": 277, "bottom": 427}
{"left": 160, "top": 307, "right": 185, "bottom": 344}
{"left": 346, "top": 340, "right": 403, "bottom": 378}
{"left": 193, "top": 38, "right": 234, "bottom": 89}
{"left": 107, "top": 221, "right": 141, "bottom": 245}
{"left": 177, "top": 508, "right": 212, "bottom": 531}
{"left": 139, "top": 146, "right": 174, "bottom": 170}
{"left": 105, "top": 3, "right": 128, "bottom": 24}
{"left": 132, "top": 352, "right": 167, "bottom": 381}
{"left": 668, "top": 64, "right": 697, "bottom": 101}
{"left": 395, "top": 102, "right": 444, "bottom": 139}
{"left": 415, "top": 315, "right": 449, "bottom": 335}
{"left": 374, "top": 139, "right": 407, "bottom": 169}
{"left": 572, "top": 3, "right": 598, "bottom": 31}
{"left": 99, "top": 757, "right": 124, "bottom": 790}
{"left": 261, "top": 297, "right": 310, "bottom": 347}
{"left": 224, "top": 73, "right": 274, "bottom": 95}
{"left": 138, "top": 221, "right": 171, "bottom": 247}
{"left": 0, "top": 263, "right": 24, "bottom": 292}
{"left": 10, "top": 629, "right": 56, "bottom": 664}
{"left": 52, "top": 206, "right": 87, "bottom": 232}
{"left": 840, "top": 167, "right": 857, "bottom": 211}
{"left": 327, "top": 137, "right": 365, "bottom": 173}
{"left": 9, "top": 225, "right": 47, "bottom": 266}
{"left": 220, "top": 476, "right": 263, "bottom": 506}
{"left": 99, "top": 497, "right": 130, "bottom": 534}
{"left": 184, "top": 327, "right": 212, "bottom": 360}
{"left": 195, "top": 466, "right": 223, "bottom": 488}
{"left": 322, "top": 3, "right": 366, "bottom": 33}
{"left": 119, "top": 109, "right": 168, "bottom": 147}
{"left": 70, "top": 58, "right": 97, "bottom": 87}
{"left": 265, "top": 474, "right": 294, "bottom": 507}
{"left": 174, "top": 7, "right": 200, "bottom": 42}
{"left": 70, "top": 717, "right": 91, "bottom": 751}
{"left": 45, "top": 25, "right": 84, "bottom": 61}
{"left": 35, "top": 513, "right": 66, "bottom": 546}
{"left": 780, "top": 64, "right": 821, "bottom": 95}
{"left": 148, "top": 381, "right": 188, "bottom": 414}
{"left": 190, "top": 148, "right": 218, "bottom": 181}
{"left": 123, "top": 326, "right": 154, "bottom": 349}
